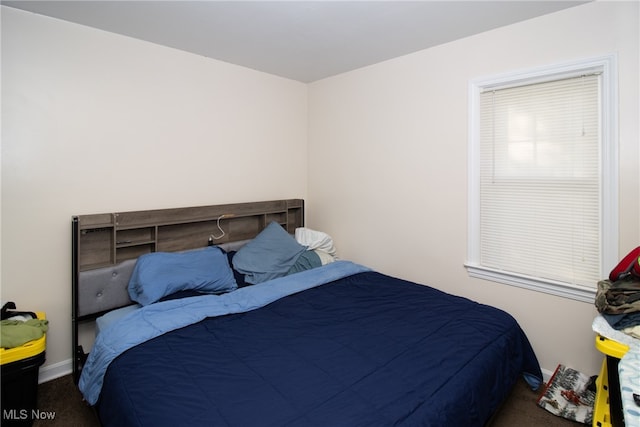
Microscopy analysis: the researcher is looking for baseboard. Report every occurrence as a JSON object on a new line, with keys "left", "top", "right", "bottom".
{"left": 38, "top": 358, "right": 72, "bottom": 384}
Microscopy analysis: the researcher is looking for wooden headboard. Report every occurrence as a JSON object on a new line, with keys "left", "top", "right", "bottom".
{"left": 71, "top": 199, "right": 304, "bottom": 382}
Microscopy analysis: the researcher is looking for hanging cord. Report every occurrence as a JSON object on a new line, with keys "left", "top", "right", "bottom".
{"left": 209, "top": 215, "right": 226, "bottom": 241}
{"left": 209, "top": 214, "right": 235, "bottom": 243}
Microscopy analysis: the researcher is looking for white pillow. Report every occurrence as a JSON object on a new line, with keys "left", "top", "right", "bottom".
{"left": 295, "top": 227, "right": 337, "bottom": 257}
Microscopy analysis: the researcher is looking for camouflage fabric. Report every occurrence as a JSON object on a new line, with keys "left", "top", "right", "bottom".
{"left": 595, "top": 277, "right": 640, "bottom": 314}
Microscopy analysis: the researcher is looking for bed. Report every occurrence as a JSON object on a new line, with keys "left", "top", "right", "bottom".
{"left": 72, "top": 199, "right": 542, "bottom": 427}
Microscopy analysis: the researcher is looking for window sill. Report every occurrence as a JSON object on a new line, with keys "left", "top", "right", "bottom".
{"left": 464, "top": 263, "right": 596, "bottom": 303}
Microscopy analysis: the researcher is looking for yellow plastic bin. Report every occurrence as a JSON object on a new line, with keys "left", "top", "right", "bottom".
{"left": 593, "top": 334, "right": 629, "bottom": 427}
{"left": 0, "top": 312, "right": 47, "bottom": 427}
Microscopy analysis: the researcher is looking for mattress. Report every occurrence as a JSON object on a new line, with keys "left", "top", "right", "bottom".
{"left": 89, "top": 266, "right": 541, "bottom": 427}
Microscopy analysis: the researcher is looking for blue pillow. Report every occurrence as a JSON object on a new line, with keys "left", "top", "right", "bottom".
{"left": 232, "top": 221, "right": 306, "bottom": 284}
{"left": 128, "top": 247, "right": 237, "bottom": 306}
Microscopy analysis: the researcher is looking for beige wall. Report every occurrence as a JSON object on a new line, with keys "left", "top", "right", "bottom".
{"left": 308, "top": 0, "right": 639, "bottom": 376}
{"left": 1, "top": 7, "right": 308, "bottom": 378}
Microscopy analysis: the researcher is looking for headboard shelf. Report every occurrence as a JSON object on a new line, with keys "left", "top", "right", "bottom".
{"left": 111, "top": 200, "right": 298, "bottom": 227}
{"left": 112, "top": 211, "right": 289, "bottom": 230}
{"left": 73, "top": 199, "right": 304, "bottom": 271}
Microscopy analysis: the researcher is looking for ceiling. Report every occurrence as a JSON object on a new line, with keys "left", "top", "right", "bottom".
{"left": 2, "top": 1, "right": 589, "bottom": 83}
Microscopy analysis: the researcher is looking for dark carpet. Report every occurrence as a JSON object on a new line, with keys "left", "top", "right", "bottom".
{"left": 32, "top": 374, "right": 582, "bottom": 426}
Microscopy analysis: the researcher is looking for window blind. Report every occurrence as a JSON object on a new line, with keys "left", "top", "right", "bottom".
{"left": 478, "top": 74, "right": 601, "bottom": 287}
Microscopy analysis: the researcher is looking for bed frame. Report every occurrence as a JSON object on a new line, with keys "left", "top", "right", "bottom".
{"left": 71, "top": 199, "right": 304, "bottom": 383}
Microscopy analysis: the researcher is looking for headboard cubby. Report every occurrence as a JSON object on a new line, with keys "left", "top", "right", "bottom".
{"left": 71, "top": 199, "right": 304, "bottom": 382}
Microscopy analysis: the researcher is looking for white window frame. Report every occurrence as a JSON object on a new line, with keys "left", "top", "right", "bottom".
{"left": 466, "top": 54, "right": 618, "bottom": 303}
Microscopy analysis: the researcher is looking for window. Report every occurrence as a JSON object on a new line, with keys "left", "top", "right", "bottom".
{"left": 466, "top": 55, "right": 618, "bottom": 302}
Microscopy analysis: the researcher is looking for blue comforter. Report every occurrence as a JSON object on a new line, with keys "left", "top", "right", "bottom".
{"left": 86, "top": 263, "right": 542, "bottom": 426}
{"left": 80, "top": 261, "right": 370, "bottom": 405}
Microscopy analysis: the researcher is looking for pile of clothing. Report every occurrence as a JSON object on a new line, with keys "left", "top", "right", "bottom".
{"left": 595, "top": 247, "right": 640, "bottom": 337}
{"left": 0, "top": 302, "right": 48, "bottom": 349}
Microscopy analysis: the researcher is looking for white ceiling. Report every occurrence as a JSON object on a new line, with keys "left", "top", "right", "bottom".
{"left": 2, "top": 0, "right": 589, "bottom": 82}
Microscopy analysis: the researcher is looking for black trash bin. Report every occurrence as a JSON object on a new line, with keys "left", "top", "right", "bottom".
{"left": 1, "top": 312, "right": 47, "bottom": 427}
